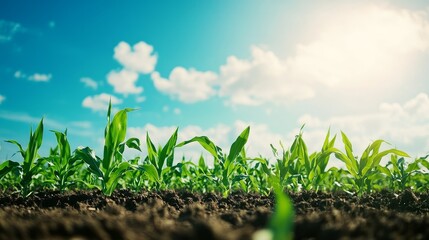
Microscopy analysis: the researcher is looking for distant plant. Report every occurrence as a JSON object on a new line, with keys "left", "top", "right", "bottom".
{"left": 335, "top": 132, "right": 409, "bottom": 195}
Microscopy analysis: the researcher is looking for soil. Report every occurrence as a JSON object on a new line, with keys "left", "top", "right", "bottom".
{"left": 0, "top": 189, "right": 428, "bottom": 240}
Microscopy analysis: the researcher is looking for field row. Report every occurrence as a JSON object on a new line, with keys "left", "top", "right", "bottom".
{"left": 1, "top": 103, "right": 428, "bottom": 197}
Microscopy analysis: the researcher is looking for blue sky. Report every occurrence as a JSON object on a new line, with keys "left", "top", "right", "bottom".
{"left": 1, "top": 0, "right": 429, "bottom": 164}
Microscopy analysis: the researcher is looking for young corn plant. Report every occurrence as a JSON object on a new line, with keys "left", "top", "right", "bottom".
{"left": 305, "top": 129, "right": 340, "bottom": 191}
{"left": 335, "top": 132, "right": 410, "bottom": 195}
{"left": 1, "top": 119, "right": 45, "bottom": 197}
{"left": 74, "top": 102, "right": 140, "bottom": 196}
{"left": 45, "top": 130, "right": 83, "bottom": 191}
{"left": 177, "top": 126, "right": 250, "bottom": 197}
{"left": 139, "top": 129, "right": 178, "bottom": 189}
{"left": 379, "top": 154, "right": 429, "bottom": 191}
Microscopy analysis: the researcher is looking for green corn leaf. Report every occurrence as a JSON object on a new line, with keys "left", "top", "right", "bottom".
{"left": 105, "top": 161, "right": 131, "bottom": 195}
{"left": 419, "top": 158, "right": 429, "bottom": 170}
{"left": 335, "top": 151, "right": 358, "bottom": 177}
{"left": 378, "top": 166, "right": 392, "bottom": 177}
{"left": 340, "top": 132, "right": 355, "bottom": 160}
{"left": 125, "top": 137, "right": 141, "bottom": 152}
{"left": 5, "top": 140, "right": 25, "bottom": 159}
{"left": 0, "top": 160, "right": 20, "bottom": 179}
{"left": 227, "top": 126, "right": 250, "bottom": 163}
{"left": 141, "top": 164, "right": 159, "bottom": 183}
{"left": 176, "top": 136, "right": 219, "bottom": 159}
{"left": 158, "top": 128, "right": 178, "bottom": 170}
{"left": 75, "top": 147, "right": 103, "bottom": 179}
{"left": 146, "top": 132, "right": 158, "bottom": 167}
{"left": 103, "top": 108, "right": 133, "bottom": 170}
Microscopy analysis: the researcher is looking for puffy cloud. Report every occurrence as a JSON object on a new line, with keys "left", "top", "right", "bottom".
{"left": 0, "top": 20, "right": 23, "bottom": 42}
{"left": 0, "top": 95, "right": 4, "bottom": 104}
{"left": 14, "top": 71, "right": 52, "bottom": 82}
{"left": 114, "top": 41, "right": 157, "bottom": 74}
{"left": 107, "top": 69, "right": 142, "bottom": 95}
{"left": 80, "top": 77, "right": 98, "bottom": 89}
{"left": 218, "top": 46, "right": 314, "bottom": 106}
{"left": 28, "top": 73, "right": 52, "bottom": 82}
{"left": 297, "top": 93, "right": 429, "bottom": 158}
{"left": 82, "top": 93, "right": 122, "bottom": 112}
{"left": 151, "top": 67, "right": 217, "bottom": 103}
{"left": 149, "top": 4, "right": 429, "bottom": 107}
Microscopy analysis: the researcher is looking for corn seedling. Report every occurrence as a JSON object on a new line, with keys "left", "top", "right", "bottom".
{"left": 335, "top": 132, "right": 410, "bottom": 195}
{"left": 74, "top": 101, "right": 139, "bottom": 196}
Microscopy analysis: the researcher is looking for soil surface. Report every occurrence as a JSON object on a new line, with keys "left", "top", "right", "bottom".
{"left": 0, "top": 189, "right": 428, "bottom": 240}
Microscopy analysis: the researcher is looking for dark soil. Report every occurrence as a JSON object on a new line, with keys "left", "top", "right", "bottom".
{"left": 0, "top": 189, "right": 428, "bottom": 240}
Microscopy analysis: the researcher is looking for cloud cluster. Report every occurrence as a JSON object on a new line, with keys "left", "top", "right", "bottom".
{"left": 82, "top": 93, "right": 122, "bottom": 112}
{"left": 297, "top": 93, "right": 429, "bottom": 158}
{"left": 14, "top": 71, "right": 52, "bottom": 82}
{"left": 107, "top": 69, "right": 142, "bottom": 95}
{"left": 126, "top": 93, "right": 429, "bottom": 165}
{"left": 106, "top": 41, "right": 157, "bottom": 96}
{"left": 151, "top": 67, "right": 217, "bottom": 103}
{"left": 0, "top": 95, "right": 5, "bottom": 104}
{"left": 82, "top": 41, "right": 156, "bottom": 109}
{"left": 150, "top": 4, "right": 429, "bottom": 106}
{"left": 114, "top": 41, "right": 157, "bottom": 74}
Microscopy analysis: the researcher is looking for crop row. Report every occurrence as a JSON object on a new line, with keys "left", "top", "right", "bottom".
{"left": 1, "top": 103, "right": 428, "bottom": 198}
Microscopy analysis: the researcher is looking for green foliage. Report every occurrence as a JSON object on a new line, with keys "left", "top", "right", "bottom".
{"left": 46, "top": 130, "right": 83, "bottom": 191}
{"left": 177, "top": 126, "right": 251, "bottom": 196}
{"left": 1, "top": 103, "right": 428, "bottom": 199}
{"left": 139, "top": 128, "right": 178, "bottom": 189}
{"left": 335, "top": 132, "right": 410, "bottom": 194}
{"left": 3, "top": 119, "right": 45, "bottom": 197}
{"left": 74, "top": 101, "right": 138, "bottom": 196}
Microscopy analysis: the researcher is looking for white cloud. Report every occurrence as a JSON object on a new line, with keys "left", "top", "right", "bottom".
{"left": 114, "top": 41, "right": 157, "bottom": 74}
{"left": 107, "top": 69, "right": 142, "bottom": 95}
{"left": 148, "top": 4, "right": 429, "bottom": 107}
{"left": 0, "top": 95, "right": 5, "bottom": 104}
{"left": 15, "top": 71, "right": 52, "bottom": 82}
{"left": 0, "top": 20, "right": 23, "bottom": 42}
{"left": 28, "top": 73, "right": 52, "bottom": 82}
{"left": 80, "top": 77, "right": 98, "bottom": 89}
{"left": 218, "top": 46, "right": 314, "bottom": 106}
{"left": 82, "top": 93, "right": 122, "bottom": 112}
{"left": 151, "top": 67, "right": 217, "bottom": 103}
{"left": 297, "top": 93, "right": 429, "bottom": 158}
